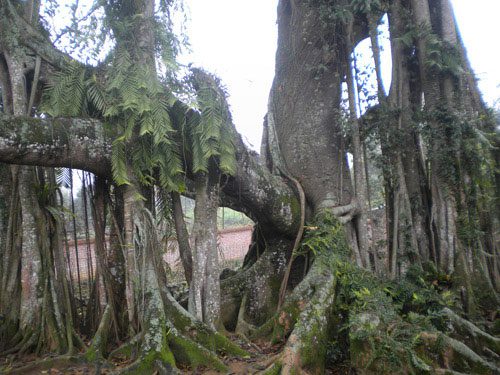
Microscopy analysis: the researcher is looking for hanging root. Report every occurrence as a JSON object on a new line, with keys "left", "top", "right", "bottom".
{"left": 276, "top": 167, "right": 306, "bottom": 310}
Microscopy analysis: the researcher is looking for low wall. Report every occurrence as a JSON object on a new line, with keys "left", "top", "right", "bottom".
{"left": 67, "top": 225, "right": 254, "bottom": 281}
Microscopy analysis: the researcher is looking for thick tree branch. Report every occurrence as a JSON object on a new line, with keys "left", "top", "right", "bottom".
{"left": 0, "top": 115, "right": 112, "bottom": 176}
{"left": 4, "top": 0, "right": 76, "bottom": 71}
{"left": 0, "top": 114, "right": 300, "bottom": 237}
{"left": 224, "top": 133, "right": 300, "bottom": 238}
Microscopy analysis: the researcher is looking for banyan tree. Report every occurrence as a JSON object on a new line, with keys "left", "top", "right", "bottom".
{"left": 0, "top": 0, "right": 498, "bottom": 373}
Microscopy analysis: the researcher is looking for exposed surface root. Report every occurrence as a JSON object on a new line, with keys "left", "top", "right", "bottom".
{"left": 421, "top": 332, "right": 499, "bottom": 374}
{"left": 164, "top": 291, "right": 249, "bottom": 358}
{"left": 442, "top": 307, "right": 500, "bottom": 357}
{"left": 250, "top": 212, "right": 500, "bottom": 374}
{"left": 280, "top": 271, "right": 336, "bottom": 374}
{"left": 235, "top": 293, "right": 257, "bottom": 338}
{"left": 3, "top": 355, "right": 85, "bottom": 375}
{"left": 85, "top": 304, "right": 113, "bottom": 362}
{"left": 251, "top": 255, "right": 329, "bottom": 342}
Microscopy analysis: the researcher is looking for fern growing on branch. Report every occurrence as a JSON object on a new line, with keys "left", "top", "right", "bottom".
{"left": 42, "top": 58, "right": 237, "bottom": 192}
{"left": 187, "top": 68, "right": 236, "bottom": 176}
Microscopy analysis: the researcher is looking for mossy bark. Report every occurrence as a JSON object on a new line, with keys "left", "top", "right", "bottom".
{"left": 110, "top": 185, "right": 248, "bottom": 373}
{"left": 221, "top": 236, "right": 290, "bottom": 330}
{"left": 85, "top": 304, "right": 112, "bottom": 362}
{"left": 189, "top": 169, "right": 221, "bottom": 330}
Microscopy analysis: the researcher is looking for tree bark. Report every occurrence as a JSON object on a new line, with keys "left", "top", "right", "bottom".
{"left": 345, "top": 19, "right": 371, "bottom": 269}
{"left": 170, "top": 191, "right": 193, "bottom": 285}
{"left": 271, "top": 0, "right": 353, "bottom": 212}
{"left": 188, "top": 169, "right": 221, "bottom": 330}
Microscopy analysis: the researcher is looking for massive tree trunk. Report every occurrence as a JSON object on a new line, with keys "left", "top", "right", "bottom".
{"left": 271, "top": 0, "right": 354, "bottom": 213}
{"left": 384, "top": 0, "right": 433, "bottom": 277}
{"left": 404, "top": 0, "right": 499, "bottom": 314}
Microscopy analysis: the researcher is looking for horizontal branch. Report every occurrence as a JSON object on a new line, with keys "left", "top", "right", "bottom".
{"left": 0, "top": 115, "right": 112, "bottom": 176}
{"left": 0, "top": 114, "right": 300, "bottom": 236}
{"left": 225, "top": 133, "right": 300, "bottom": 238}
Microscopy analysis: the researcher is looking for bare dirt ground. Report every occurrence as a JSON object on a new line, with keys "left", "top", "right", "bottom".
{"left": 1, "top": 336, "right": 281, "bottom": 374}
{"left": 1, "top": 335, "right": 351, "bottom": 374}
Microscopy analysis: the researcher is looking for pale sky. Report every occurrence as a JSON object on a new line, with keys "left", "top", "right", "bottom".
{"left": 451, "top": 1, "right": 500, "bottom": 106}
{"left": 183, "top": 0, "right": 500, "bottom": 150}
{"left": 180, "top": 0, "right": 278, "bottom": 150}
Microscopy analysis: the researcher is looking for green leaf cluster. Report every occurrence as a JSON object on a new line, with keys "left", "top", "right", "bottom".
{"left": 105, "top": 49, "right": 182, "bottom": 189}
{"left": 41, "top": 62, "right": 89, "bottom": 117}
{"left": 298, "top": 210, "right": 351, "bottom": 259}
{"left": 424, "top": 37, "right": 464, "bottom": 77}
{"left": 395, "top": 21, "right": 464, "bottom": 77}
{"left": 42, "top": 53, "right": 237, "bottom": 191}
{"left": 306, "top": 0, "right": 385, "bottom": 28}
{"left": 185, "top": 69, "right": 236, "bottom": 176}
{"left": 302, "top": 212, "right": 460, "bottom": 373}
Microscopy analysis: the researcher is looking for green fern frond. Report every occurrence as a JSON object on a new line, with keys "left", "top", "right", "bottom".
{"left": 42, "top": 62, "right": 87, "bottom": 116}
{"left": 187, "top": 68, "right": 236, "bottom": 176}
{"left": 218, "top": 124, "right": 237, "bottom": 175}
{"left": 157, "top": 142, "right": 183, "bottom": 191}
{"left": 55, "top": 167, "right": 73, "bottom": 189}
{"left": 111, "top": 140, "right": 131, "bottom": 186}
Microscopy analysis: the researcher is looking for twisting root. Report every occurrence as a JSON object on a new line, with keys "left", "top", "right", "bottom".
{"left": 276, "top": 168, "right": 306, "bottom": 310}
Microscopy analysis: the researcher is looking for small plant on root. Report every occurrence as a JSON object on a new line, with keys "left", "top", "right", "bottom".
{"left": 254, "top": 211, "right": 500, "bottom": 374}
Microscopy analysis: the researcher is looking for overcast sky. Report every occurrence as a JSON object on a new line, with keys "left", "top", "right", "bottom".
{"left": 182, "top": 0, "right": 500, "bottom": 150}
